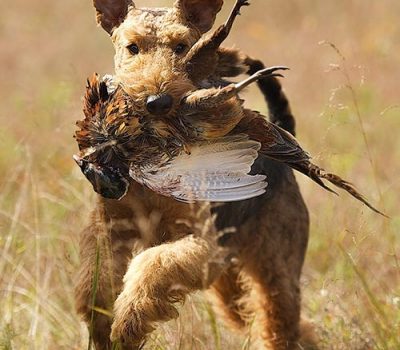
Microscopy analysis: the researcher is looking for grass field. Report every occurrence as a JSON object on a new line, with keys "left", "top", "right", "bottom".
{"left": 0, "top": 0, "right": 399, "bottom": 349}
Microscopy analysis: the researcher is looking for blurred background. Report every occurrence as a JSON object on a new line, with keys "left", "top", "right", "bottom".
{"left": 0, "top": 0, "right": 399, "bottom": 349}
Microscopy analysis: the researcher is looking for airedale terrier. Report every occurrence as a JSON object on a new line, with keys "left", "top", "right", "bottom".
{"left": 75, "top": 1, "right": 319, "bottom": 349}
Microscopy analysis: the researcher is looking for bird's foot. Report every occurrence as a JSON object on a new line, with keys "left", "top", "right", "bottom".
{"left": 235, "top": 66, "right": 289, "bottom": 92}
{"left": 223, "top": 0, "right": 250, "bottom": 35}
{"left": 233, "top": 0, "right": 250, "bottom": 16}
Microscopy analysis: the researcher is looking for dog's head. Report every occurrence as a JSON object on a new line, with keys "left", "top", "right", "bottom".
{"left": 93, "top": 0, "right": 223, "bottom": 117}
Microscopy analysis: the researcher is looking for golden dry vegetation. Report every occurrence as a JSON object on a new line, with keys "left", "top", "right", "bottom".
{"left": 0, "top": 0, "right": 399, "bottom": 349}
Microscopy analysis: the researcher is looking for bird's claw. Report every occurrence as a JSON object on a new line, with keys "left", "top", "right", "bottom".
{"left": 235, "top": 0, "right": 250, "bottom": 15}
{"left": 237, "top": 0, "right": 250, "bottom": 8}
{"left": 269, "top": 73, "right": 285, "bottom": 79}
{"left": 234, "top": 66, "right": 289, "bottom": 92}
{"left": 255, "top": 66, "right": 290, "bottom": 79}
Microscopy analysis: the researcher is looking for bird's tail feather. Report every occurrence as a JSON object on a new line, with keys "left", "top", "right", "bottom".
{"left": 303, "top": 162, "right": 387, "bottom": 217}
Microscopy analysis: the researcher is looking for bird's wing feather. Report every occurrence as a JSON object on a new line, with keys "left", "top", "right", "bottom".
{"left": 262, "top": 122, "right": 311, "bottom": 163}
{"left": 171, "top": 177, "right": 267, "bottom": 202}
{"left": 129, "top": 135, "right": 267, "bottom": 202}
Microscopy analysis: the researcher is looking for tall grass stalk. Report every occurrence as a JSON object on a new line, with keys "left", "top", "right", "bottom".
{"left": 87, "top": 240, "right": 101, "bottom": 350}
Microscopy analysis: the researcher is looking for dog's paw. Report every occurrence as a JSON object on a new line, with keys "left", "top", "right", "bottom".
{"left": 110, "top": 300, "right": 149, "bottom": 346}
{"left": 111, "top": 286, "right": 180, "bottom": 345}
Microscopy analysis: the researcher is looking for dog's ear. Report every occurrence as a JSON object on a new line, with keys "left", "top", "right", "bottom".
{"left": 175, "top": 0, "right": 223, "bottom": 33}
{"left": 93, "top": 0, "right": 134, "bottom": 34}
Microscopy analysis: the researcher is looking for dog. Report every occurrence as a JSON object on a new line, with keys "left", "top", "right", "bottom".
{"left": 75, "top": 1, "right": 319, "bottom": 349}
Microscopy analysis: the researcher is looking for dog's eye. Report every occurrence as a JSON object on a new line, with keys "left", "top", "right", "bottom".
{"left": 174, "top": 43, "right": 187, "bottom": 55}
{"left": 127, "top": 43, "right": 139, "bottom": 55}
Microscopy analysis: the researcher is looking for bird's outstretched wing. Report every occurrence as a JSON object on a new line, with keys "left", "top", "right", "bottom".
{"left": 129, "top": 135, "right": 268, "bottom": 203}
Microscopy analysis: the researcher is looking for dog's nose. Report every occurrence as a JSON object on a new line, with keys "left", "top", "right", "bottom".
{"left": 146, "top": 94, "right": 173, "bottom": 115}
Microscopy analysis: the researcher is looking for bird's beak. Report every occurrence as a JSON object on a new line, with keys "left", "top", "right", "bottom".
{"left": 73, "top": 154, "right": 84, "bottom": 167}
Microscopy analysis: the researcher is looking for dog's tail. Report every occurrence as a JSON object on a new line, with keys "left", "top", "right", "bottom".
{"left": 245, "top": 58, "right": 296, "bottom": 136}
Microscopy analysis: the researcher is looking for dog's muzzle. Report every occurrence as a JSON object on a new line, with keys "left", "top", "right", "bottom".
{"left": 146, "top": 94, "right": 173, "bottom": 115}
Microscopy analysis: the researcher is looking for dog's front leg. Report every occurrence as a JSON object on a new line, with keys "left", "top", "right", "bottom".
{"left": 110, "top": 234, "right": 224, "bottom": 347}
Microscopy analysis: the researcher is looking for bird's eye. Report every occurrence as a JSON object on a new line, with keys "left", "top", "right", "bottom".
{"left": 174, "top": 43, "right": 187, "bottom": 55}
{"left": 127, "top": 43, "right": 139, "bottom": 55}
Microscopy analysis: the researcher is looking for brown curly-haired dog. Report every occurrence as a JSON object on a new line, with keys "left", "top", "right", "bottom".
{"left": 75, "top": 1, "right": 318, "bottom": 349}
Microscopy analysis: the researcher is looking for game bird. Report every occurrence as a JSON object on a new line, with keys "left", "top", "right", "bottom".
{"left": 74, "top": 68, "right": 384, "bottom": 216}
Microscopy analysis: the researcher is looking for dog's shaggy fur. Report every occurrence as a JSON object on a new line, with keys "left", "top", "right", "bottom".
{"left": 75, "top": 1, "right": 318, "bottom": 349}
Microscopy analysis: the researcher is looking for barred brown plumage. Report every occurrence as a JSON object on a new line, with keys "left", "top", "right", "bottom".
{"left": 75, "top": 74, "right": 191, "bottom": 168}
{"left": 74, "top": 74, "right": 195, "bottom": 199}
